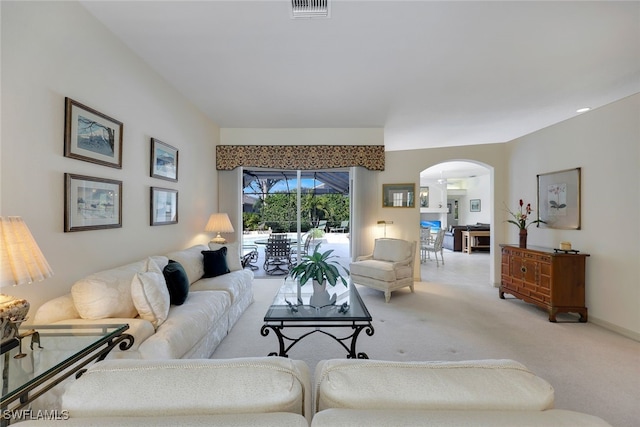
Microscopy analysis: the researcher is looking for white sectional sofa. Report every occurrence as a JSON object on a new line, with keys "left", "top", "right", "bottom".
{"left": 32, "top": 243, "right": 253, "bottom": 360}
{"left": 14, "top": 358, "right": 611, "bottom": 426}
{"left": 15, "top": 357, "right": 311, "bottom": 427}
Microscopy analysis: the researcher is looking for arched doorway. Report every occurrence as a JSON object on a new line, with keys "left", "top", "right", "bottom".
{"left": 419, "top": 160, "right": 493, "bottom": 284}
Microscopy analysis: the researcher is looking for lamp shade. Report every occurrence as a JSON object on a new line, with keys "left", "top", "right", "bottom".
{"left": 1, "top": 216, "right": 53, "bottom": 286}
{"left": 205, "top": 213, "right": 234, "bottom": 244}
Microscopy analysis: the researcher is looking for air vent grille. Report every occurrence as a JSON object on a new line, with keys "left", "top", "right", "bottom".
{"left": 291, "top": 0, "right": 330, "bottom": 19}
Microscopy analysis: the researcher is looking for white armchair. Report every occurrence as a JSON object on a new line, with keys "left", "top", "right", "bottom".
{"left": 349, "top": 238, "right": 416, "bottom": 302}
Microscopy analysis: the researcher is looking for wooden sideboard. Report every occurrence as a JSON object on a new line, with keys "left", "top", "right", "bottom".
{"left": 499, "top": 244, "right": 589, "bottom": 322}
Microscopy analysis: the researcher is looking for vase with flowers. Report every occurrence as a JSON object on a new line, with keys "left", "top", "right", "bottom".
{"left": 506, "top": 199, "right": 545, "bottom": 248}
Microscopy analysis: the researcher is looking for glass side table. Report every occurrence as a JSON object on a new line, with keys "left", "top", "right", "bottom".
{"left": 1, "top": 324, "right": 133, "bottom": 425}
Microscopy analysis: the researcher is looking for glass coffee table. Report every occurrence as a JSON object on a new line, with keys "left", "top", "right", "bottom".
{"left": 1, "top": 324, "right": 133, "bottom": 424}
{"left": 262, "top": 278, "right": 374, "bottom": 359}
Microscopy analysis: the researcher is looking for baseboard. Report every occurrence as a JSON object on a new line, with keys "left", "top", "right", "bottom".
{"left": 589, "top": 316, "right": 640, "bottom": 342}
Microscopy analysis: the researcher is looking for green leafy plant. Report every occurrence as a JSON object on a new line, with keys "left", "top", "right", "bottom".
{"left": 289, "top": 244, "right": 349, "bottom": 287}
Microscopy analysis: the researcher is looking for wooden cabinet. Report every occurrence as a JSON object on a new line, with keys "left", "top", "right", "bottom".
{"left": 499, "top": 245, "right": 589, "bottom": 322}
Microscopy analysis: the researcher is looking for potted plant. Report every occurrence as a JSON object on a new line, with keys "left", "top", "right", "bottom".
{"left": 506, "top": 199, "right": 545, "bottom": 247}
{"left": 289, "top": 245, "right": 349, "bottom": 306}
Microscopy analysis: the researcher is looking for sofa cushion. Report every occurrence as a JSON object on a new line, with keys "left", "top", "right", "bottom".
{"left": 138, "top": 290, "right": 231, "bottom": 359}
{"left": 190, "top": 269, "right": 253, "bottom": 304}
{"left": 131, "top": 258, "right": 170, "bottom": 329}
{"left": 165, "top": 245, "right": 208, "bottom": 285}
{"left": 372, "top": 238, "right": 412, "bottom": 262}
{"left": 71, "top": 260, "right": 147, "bottom": 320}
{"left": 202, "top": 248, "right": 230, "bottom": 278}
{"left": 163, "top": 260, "right": 190, "bottom": 305}
{"left": 208, "top": 241, "right": 242, "bottom": 272}
{"left": 61, "top": 357, "right": 310, "bottom": 419}
{"left": 311, "top": 409, "right": 612, "bottom": 427}
{"left": 315, "top": 359, "right": 555, "bottom": 412}
{"left": 350, "top": 260, "right": 397, "bottom": 282}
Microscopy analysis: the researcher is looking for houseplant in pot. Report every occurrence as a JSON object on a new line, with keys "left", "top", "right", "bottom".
{"left": 506, "top": 199, "right": 545, "bottom": 247}
{"left": 288, "top": 244, "right": 349, "bottom": 307}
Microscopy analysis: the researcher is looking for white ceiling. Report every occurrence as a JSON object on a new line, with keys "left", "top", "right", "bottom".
{"left": 81, "top": 0, "right": 639, "bottom": 155}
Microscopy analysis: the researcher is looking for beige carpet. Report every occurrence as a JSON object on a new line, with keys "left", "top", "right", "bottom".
{"left": 212, "top": 277, "right": 640, "bottom": 427}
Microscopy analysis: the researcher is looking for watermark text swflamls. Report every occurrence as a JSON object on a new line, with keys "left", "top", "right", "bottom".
{"left": 2, "top": 409, "right": 70, "bottom": 421}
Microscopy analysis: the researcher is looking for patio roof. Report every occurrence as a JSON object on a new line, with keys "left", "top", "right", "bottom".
{"left": 243, "top": 170, "right": 349, "bottom": 195}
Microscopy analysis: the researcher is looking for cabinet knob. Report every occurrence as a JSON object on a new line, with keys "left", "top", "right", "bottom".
{"left": 521, "top": 266, "right": 527, "bottom": 274}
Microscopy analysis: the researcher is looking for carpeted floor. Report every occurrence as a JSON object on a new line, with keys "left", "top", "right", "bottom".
{"left": 212, "top": 257, "right": 639, "bottom": 427}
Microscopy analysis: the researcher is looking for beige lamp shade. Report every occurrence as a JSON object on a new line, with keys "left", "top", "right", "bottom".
{"left": 1, "top": 216, "right": 53, "bottom": 343}
{"left": 205, "top": 213, "right": 234, "bottom": 244}
{"left": 1, "top": 216, "right": 53, "bottom": 286}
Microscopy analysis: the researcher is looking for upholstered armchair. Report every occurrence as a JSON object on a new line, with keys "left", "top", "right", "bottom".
{"left": 350, "top": 238, "right": 416, "bottom": 303}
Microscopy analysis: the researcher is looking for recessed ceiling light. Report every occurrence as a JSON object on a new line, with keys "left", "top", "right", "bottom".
{"left": 576, "top": 107, "right": 591, "bottom": 113}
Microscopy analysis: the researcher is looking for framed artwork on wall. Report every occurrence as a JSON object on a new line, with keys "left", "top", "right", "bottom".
{"left": 383, "top": 183, "right": 415, "bottom": 208}
{"left": 150, "top": 138, "right": 178, "bottom": 182}
{"left": 419, "top": 186, "right": 429, "bottom": 207}
{"left": 151, "top": 187, "right": 178, "bottom": 226}
{"left": 64, "top": 97, "right": 123, "bottom": 169}
{"left": 470, "top": 199, "right": 481, "bottom": 212}
{"left": 64, "top": 173, "right": 122, "bottom": 232}
{"left": 537, "top": 167, "right": 581, "bottom": 229}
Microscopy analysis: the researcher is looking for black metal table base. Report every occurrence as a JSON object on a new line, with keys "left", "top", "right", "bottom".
{"left": 261, "top": 321, "right": 374, "bottom": 359}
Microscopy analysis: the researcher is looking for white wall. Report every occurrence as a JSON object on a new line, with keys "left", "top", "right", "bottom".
{"left": 460, "top": 175, "right": 491, "bottom": 225}
{"left": 506, "top": 93, "right": 640, "bottom": 338}
{"left": 1, "top": 2, "right": 219, "bottom": 315}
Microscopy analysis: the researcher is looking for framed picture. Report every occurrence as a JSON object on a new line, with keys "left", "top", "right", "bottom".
{"left": 537, "top": 167, "right": 581, "bottom": 229}
{"left": 447, "top": 203, "right": 452, "bottom": 214}
{"left": 150, "top": 138, "right": 178, "bottom": 182}
{"left": 383, "top": 183, "right": 415, "bottom": 208}
{"left": 64, "top": 173, "right": 122, "bottom": 232}
{"left": 470, "top": 199, "right": 481, "bottom": 212}
{"left": 151, "top": 187, "right": 178, "bottom": 226}
{"left": 64, "top": 97, "right": 123, "bottom": 168}
{"left": 419, "top": 186, "right": 429, "bottom": 207}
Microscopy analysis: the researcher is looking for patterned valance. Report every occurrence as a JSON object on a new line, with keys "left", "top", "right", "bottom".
{"left": 216, "top": 145, "right": 385, "bottom": 171}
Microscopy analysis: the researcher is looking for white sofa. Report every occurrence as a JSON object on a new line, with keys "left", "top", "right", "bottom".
{"left": 33, "top": 244, "right": 253, "bottom": 360}
{"left": 312, "top": 359, "right": 612, "bottom": 426}
{"left": 15, "top": 357, "right": 311, "bottom": 427}
{"left": 350, "top": 238, "right": 416, "bottom": 302}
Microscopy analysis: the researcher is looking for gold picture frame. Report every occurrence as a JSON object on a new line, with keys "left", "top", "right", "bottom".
{"left": 382, "top": 183, "right": 415, "bottom": 208}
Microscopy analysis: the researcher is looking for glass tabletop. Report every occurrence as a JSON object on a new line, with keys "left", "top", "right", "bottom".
{"left": 2, "top": 324, "right": 128, "bottom": 405}
{"left": 264, "top": 277, "right": 371, "bottom": 322}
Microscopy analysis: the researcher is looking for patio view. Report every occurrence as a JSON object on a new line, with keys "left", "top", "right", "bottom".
{"left": 241, "top": 169, "right": 351, "bottom": 278}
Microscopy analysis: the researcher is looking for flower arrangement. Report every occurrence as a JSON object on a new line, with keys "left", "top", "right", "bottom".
{"left": 506, "top": 199, "right": 545, "bottom": 229}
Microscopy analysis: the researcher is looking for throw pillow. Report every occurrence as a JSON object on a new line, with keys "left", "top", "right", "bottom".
{"left": 201, "top": 248, "right": 230, "bottom": 278}
{"left": 208, "top": 241, "right": 242, "bottom": 272}
{"left": 131, "top": 258, "right": 170, "bottom": 329}
{"left": 163, "top": 260, "right": 189, "bottom": 305}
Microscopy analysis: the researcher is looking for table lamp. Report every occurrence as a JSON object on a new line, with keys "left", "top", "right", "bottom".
{"left": 377, "top": 220, "right": 393, "bottom": 238}
{"left": 205, "top": 213, "right": 234, "bottom": 244}
{"left": 1, "top": 216, "right": 53, "bottom": 344}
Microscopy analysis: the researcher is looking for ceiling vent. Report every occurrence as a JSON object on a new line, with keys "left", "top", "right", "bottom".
{"left": 291, "top": 0, "right": 330, "bottom": 19}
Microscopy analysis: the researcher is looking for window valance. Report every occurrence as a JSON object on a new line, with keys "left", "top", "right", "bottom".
{"left": 216, "top": 145, "right": 385, "bottom": 171}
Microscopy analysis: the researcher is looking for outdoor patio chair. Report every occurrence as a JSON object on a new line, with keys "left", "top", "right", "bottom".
{"left": 316, "top": 220, "right": 328, "bottom": 232}
{"left": 263, "top": 234, "right": 292, "bottom": 275}
{"left": 330, "top": 220, "right": 349, "bottom": 233}
{"left": 291, "top": 233, "right": 314, "bottom": 262}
